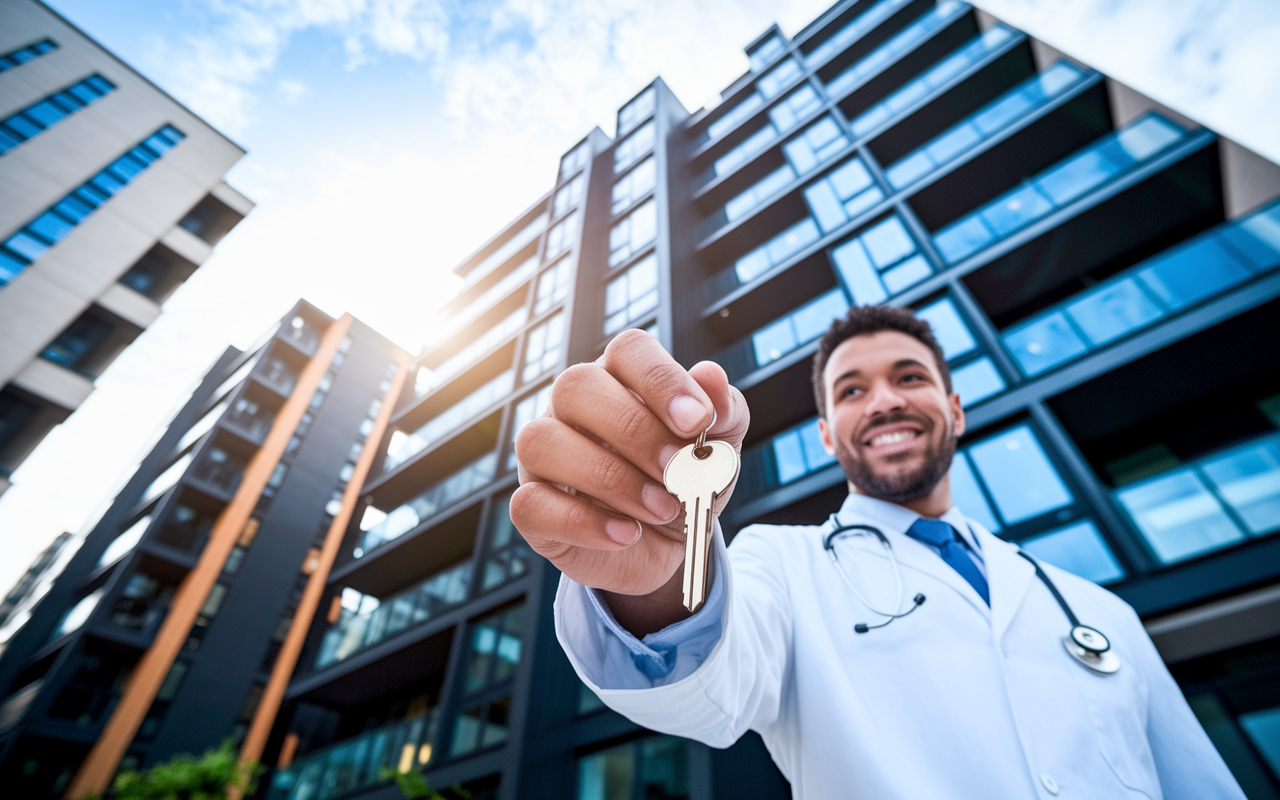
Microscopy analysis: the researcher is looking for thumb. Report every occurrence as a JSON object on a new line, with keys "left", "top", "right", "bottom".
{"left": 688, "top": 360, "right": 750, "bottom": 449}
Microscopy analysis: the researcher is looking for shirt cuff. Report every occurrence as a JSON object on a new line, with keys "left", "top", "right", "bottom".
{"left": 584, "top": 536, "right": 728, "bottom": 682}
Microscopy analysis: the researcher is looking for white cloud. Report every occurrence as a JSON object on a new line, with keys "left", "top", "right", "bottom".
{"left": 276, "top": 77, "right": 308, "bottom": 102}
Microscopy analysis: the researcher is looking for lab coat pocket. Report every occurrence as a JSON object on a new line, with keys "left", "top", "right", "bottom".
{"left": 1070, "top": 654, "right": 1158, "bottom": 798}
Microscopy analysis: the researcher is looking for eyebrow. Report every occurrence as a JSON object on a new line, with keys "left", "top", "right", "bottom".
{"left": 831, "top": 359, "right": 932, "bottom": 386}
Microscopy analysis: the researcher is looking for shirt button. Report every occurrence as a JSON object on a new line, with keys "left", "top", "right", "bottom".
{"left": 1041, "top": 773, "right": 1059, "bottom": 795}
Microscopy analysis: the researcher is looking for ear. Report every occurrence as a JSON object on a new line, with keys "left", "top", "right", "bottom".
{"left": 950, "top": 391, "right": 966, "bottom": 438}
{"left": 818, "top": 416, "right": 837, "bottom": 456}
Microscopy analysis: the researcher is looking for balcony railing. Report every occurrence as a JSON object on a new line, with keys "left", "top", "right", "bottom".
{"left": 696, "top": 84, "right": 825, "bottom": 190}
{"left": 932, "top": 113, "right": 1191, "bottom": 265}
{"left": 1116, "top": 432, "right": 1280, "bottom": 566}
{"left": 883, "top": 61, "right": 1088, "bottom": 190}
{"left": 191, "top": 448, "right": 244, "bottom": 496}
{"left": 1002, "top": 199, "right": 1280, "bottom": 377}
{"left": 443, "top": 256, "right": 537, "bottom": 338}
{"left": 419, "top": 307, "right": 528, "bottom": 397}
{"left": 224, "top": 398, "right": 275, "bottom": 442}
{"left": 280, "top": 315, "right": 320, "bottom": 355}
{"left": 255, "top": 355, "right": 299, "bottom": 396}
{"left": 267, "top": 709, "right": 441, "bottom": 800}
{"left": 824, "top": 0, "right": 967, "bottom": 99}
{"left": 316, "top": 561, "right": 472, "bottom": 669}
{"left": 386, "top": 370, "right": 515, "bottom": 471}
{"left": 357, "top": 452, "right": 498, "bottom": 556}
{"left": 804, "top": 0, "right": 918, "bottom": 69}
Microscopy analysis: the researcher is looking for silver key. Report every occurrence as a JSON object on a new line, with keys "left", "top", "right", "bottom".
{"left": 663, "top": 426, "right": 739, "bottom": 613}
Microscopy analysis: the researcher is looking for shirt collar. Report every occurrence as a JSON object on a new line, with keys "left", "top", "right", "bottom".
{"left": 835, "top": 492, "right": 981, "bottom": 552}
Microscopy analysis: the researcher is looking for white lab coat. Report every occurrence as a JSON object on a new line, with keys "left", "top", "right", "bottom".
{"left": 556, "top": 497, "right": 1245, "bottom": 799}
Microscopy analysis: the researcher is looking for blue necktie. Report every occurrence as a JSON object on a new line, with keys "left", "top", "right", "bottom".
{"left": 906, "top": 519, "right": 990, "bottom": 606}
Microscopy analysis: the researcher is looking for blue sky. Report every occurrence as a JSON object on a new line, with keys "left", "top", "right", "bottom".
{"left": 0, "top": 0, "right": 834, "bottom": 597}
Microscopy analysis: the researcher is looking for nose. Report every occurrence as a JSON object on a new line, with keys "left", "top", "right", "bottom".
{"left": 863, "top": 379, "right": 906, "bottom": 418}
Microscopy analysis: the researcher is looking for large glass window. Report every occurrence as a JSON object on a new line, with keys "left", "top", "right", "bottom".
{"left": 768, "top": 84, "right": 823, "bottom": 133}
{"left": 1002, "top": 200, "right": 1280, "bottom": 377}
{"left": 830, "top": 216, "right": 930, "bottom": 304}
{"left": 604, "top": 253, "right": 659, "bottom": 335}
{"left": 749, "top": 36, "right": 787, "bottom": 72}
{"left": 771, "top": 418, "right": 837, "bottom": 485}
{"left": 612, "top": 157, "right": 656, "bottom": 214}
{"left": 0, "top": 39, "right": 57, "bottom": 73}
{"left": 804, "top": 155, "right": 884, "bottom": 233}
{"left": 523, "top": 312, "right": 566, "bottom": 383}
{"left": 734, "top": 218, "right": 821, "bottom": 284}
{"left": 429, "top": 307, "right": 529, "bottom": 391}
{"left": 545, "top": 212, "right": 580, "bottom": 259}
{"left": 452, "top": 604, "right": 524, "bottom": 757}
{"left": 577, "top": 735, "right": 689, "bottom": 800}
{"left": 609, "top": 200, "right": 657, "bottom": 267}
{"left": 712, "top": 124, "right": 779, "bottom": 180}
{"left": 965, "top": 425, "right": 1073, "bottom": 525}
{"left": 804, "top": 0, "right": 913, "bottom": 68}
{"left": 706, "top": 94, "right": 766, "bottom": 143}
{"left": 357, "top": 453, "right": 498, "bottom": 554}
{"left": 618, "top": 87, "right": 656, "bottom": 136}
{"left": 40, "top": 314, "right": 115, "bottom": 374}
{"left": 554, "top": 172, "right": 586, "bottom": 218}
{"left": 0, "top": 74, "right": 115, "bottom": 155}
{"left": 824, "top": 0, "right": 965, "bottom": 98}
{"left": 534, "top": 258, "right": 574, "bottom": 315}
{"left": 782, "top": 115, "right": 850, "bottom": 175}
{"left": 723, "top": 166, "right": 796, "bottom": 226}
{"left": 507, "top": 383, "right": 552, "bottom": 470}
{"left": 752, "top": 289, "right": 848, "bottom": 368}
{"left": 1, "top": 125, "right": 185, "bottom": 285}
{"left": 933, "top": 114, "right": 1188, "bottom": 265}
{"left": 615, "top": 121, "right": 656, "bottom": 174}
{"left": 480, "top": 491, "right": 534, "bottom": 591}
{"left": 560, "top": 140, "right": 591, "bottom": 181}
{"left": 757, "top": 58, "right": 803, "bottom": 99}
{"left": 915, "top": 296, "right": 1007, "bottom": 408}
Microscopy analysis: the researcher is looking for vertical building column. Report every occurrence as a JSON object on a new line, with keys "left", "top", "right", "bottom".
{"left": 66, "top": 315, "right": 355, "bottom": 800}
{"left": 236, "top": 350, "right": 410, "bottom": 777}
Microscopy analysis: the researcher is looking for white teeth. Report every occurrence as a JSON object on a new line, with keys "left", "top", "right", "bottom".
{"left": 870, "top": 430, "right": 918, "bottom": 447}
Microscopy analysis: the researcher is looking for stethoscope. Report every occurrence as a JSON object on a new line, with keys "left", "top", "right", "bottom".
{"left": 823, "top": 519, "right": 1121, "bottom": 675}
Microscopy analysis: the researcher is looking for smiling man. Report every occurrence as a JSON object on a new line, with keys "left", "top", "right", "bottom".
{"left": 512, "top": 306, "right": 1244, "bottom": 799}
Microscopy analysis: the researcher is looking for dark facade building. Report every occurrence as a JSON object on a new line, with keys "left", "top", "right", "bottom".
{"left": 179, "top": 2, "right": 1280, "bottom": 800}
{"left": 0, "top": 301, "right": 406, "bottom": 798}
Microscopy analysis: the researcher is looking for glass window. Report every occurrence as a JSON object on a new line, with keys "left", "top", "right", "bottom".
{"left": 560, "top": 140, "right": 591, "bottom": 181}
{"left": 523, "top": 313, "right": 566, "bottom": 383}
{"left": 612, "top": 156, "right": 656, "bottom": 214}
{"left": 545, "top": 212, "right": 579, "bottom": 258}
{"left": 734, "top": 218, "right": 821, "bottom": 284}
{"left": 830, "top": 216, "right": 927, "bottom": 304}
{"left": 768, "top": 84, "right": 823, "bottom": 133}
{"left": 804, "top": 156, "right": 883, "bottom": 233}
{"left": 535, "top": 258, "right": 573, "bottom": 315}
{"left": 916, "top": 298, "right": 976, "bottom": 360}
{"left": 724, "top": 165, "right": 796, "bottom": 224}
{"left": 758, "top": 58, "right": 803, "bottom": 99}
{"left": 605, "top": 253, "right": 659, "bottom": 335}
{"left": 712, "top": 125, "right": 780, "bottom": 179}
{"left": 752, "top": 289, "right": 848, "bottom": 368}
{"left": 554, "top": 172, "right": 586, "bottom": 218}
{"left": 618, "top": 87, "right": 657, "bottom": 136}
{"left": 41, "top": 314, "right": 114, "bottom": 372}
{"left": 783, "top": 116, "right": 849, "bottom": 175}
{"left": 508, "top": 383, "right": 553, "bottom": 470}
{"left": 824, "top": 1, "right": 964, "bottom": 98}
{"left": 1201, "top": 436, "right": 1280, "bottom": 535}
{"left": 1004, "top": 311, "right": 1092, "bottom": 377}
{"left": 481, "top": 491, "right": 535, "bottom": 591}
{"left": 967, "top": 425, "right": 1073, "bottom": 525}
{"left": 452, "top": 604, "right": 524, "bottom": 756}
{"left": 749, "top": 36, "right": 787, "bottom": 72}
{"left": 949, "top": 453, "right": 1000, "bottom": 532}
{"left": 0, "top": 74, "right": 116, "bottom": 155}
{"left": 706, "top": 93, "right": 765, "bottom": 142}
{"left": 577, "top": 736, "right": 689, "bottom": 800}
{"left": 1020, "top": 520, "right": 1125, "bottom": 584}
{"left": 951, "top": 357, "right": 1006, "bottom": 408}
{"left": 615, "top": 121, "right": 656, "bottom": 174}
{"left": 0, "top": 39, "right": 58, "bottom": 74}
{"left": 608, "top": 200, "right": 657, "bottom": 266}
{"left": 804, "top": 0, "right": 910, "bottom": 68}
{"left": 772, "top": 418, "right": 836, "bottom": 484}
{"left": 1117, "top": 468, "right": 1247, "bottom": 565}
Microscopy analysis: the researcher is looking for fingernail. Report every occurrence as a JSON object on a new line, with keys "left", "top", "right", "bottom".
{"left": 669, "top": 394, "right": 708, "bottom": 434}
{"left": 659, "top": 443, "right": 681, "bottom": 469}
{"left": 642, "top": 483, "right": 681, "bottom": 524}
{"left": 605, "top": 517, "right": 642, "bottom": 545}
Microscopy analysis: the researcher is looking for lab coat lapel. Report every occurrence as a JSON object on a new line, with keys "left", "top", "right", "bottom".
{"left": 975, "top": 524, "right": 1037, "bottom": 642}
{"left": 888, "top": 528, "right": 992, "bottom": 618}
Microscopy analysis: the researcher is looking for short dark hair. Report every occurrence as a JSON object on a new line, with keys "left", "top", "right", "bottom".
{"left": 812, "top": 305, "right": 951, "bottom": 417}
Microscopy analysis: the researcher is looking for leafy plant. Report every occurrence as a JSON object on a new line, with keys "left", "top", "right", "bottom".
{"left": 110, "top": 740, "right": 258, "bottom": 800}
{"left": 378, "top": 768, "right": 471, "bottom": 800}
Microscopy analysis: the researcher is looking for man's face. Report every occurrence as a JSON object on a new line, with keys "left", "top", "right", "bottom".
{"left": 818, "top": 331, "right": 965, "bottom": 503}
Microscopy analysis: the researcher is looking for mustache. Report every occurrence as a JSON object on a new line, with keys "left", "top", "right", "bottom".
{"left": 855, "top": 412, "right": 934, "bottom": 444}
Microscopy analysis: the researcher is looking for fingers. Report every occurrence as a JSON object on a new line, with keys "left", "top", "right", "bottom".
{"left": 515, "top": 416, "right": 681, "bottom": 526}
{"left": 688, "top": 360, "right": 750, "bottom": 450}
{"left": 600, "top": 329, "right": 715, "bottom": 439}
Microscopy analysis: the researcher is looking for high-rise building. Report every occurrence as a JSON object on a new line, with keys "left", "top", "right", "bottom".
{"left": 0, "top": 302, "right": 407, "bottom": 799}
{"left": 0, "top": 0, "right": 253, "bottom": 495}
{"left": 257, "top": 3, "right": 1280, "bottom": 799}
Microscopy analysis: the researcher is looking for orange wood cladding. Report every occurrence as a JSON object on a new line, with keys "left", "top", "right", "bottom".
{"left": 235, "top": 350, "right": 410, "bottom": 782}
{"left": 66, "top": 315, "right": 355, "bottom": 800}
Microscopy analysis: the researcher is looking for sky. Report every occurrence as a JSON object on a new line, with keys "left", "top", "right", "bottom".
{"left": 0, "top": 0, "right": 836, "bottom": 595}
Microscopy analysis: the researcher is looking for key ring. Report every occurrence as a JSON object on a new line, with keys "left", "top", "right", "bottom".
{"left": 693, "top": 410, "right": 717, "bottom": 460}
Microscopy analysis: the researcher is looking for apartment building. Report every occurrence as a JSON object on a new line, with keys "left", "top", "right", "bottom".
{"left": 0, "top": 302, "right": 406, "bottom": 798}
{"left": 259, "top": 2, "right": 1280, "bottom": 799}
{"left": 0, "top": 0, "right": 252, "bottom": 495}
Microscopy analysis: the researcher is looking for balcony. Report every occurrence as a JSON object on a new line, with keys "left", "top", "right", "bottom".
{"left": 254, "top": 354, "right": 300, "bottom": 397}
{"left": 189, "top": 447, "right": 245, "bottom": 499}
{"left": 316, "top": 561, "right": 472, "bottom": 669}
{"left": 1001, "top": 200, "right": 1280, "bottom": 378}
{"left": 417, "top": 307, "right": 528, "bottom": 397}
{"left": 223, "top": 395, "right": 276, "bottom": 443}
{"left": 357, "top": 452, "right": 498, "bottom": 557}
{"left": 278, "top": 314, "right": 321, "bottom": 357}
{"left": 267, "top": 707, "right": 441, "bottom": 800}
{"left": 386, "top": 370, "right": 515, "bottom": 472}
{"left": 802, "top": 0, "right": 923, "bottom": 70}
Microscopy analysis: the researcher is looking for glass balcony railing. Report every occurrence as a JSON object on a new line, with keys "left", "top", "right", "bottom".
{"left": 385, "top": 370, "right": 515, "bottom": 471}
{"left": 804, "top": 0, "right": 918, "bottom": 69}
{"left": 419, "top": 308, "right": 528, "bottom": 397}
{"left": 883, "top": 61, "right": 1087, "bottom": 190}
{"left": 255, "top": 355, "right": 299, "bottom": 396}
{"left": 267, "top": 708, "right": 441, "bottom": 800}
{"left": 831, "top": 214, "right": 931, "bottom": 304}
{"left": 316, "top": 561, "right": 472, "bottom": 669}
{"left": 224, "top": 398, "right": 275, "bottom": 442}
{"left": 191, "top": 447, "right": 244, "bottom": 496}
{"left": 751, "top": 288, "right": 850, "bottom": 371}
{"left": 1002, "top": 200, "right": 1280, "bottom": 377}
{"left": 824, "top": 0, "right": 966, "bottom": 100}
{"left": 698, "top": 84, "right": 825, "bottom": 190}
{"left": 733, "top": 218, "right": 822, "bottom": 286}
{"left": 356, "top": 452, "right": 498, "bottom": 556}
{"left": 848, "top": 25, "right": 1015, "bottom": 140}
{"left": 805, "top": 154, "right": 885, "bottom": 234}
{"left": 444, "top": 256, "right": 537, "bottom": 338}
{"left": 1116, "top": 432, "right": 1280, "bottom": 566}
{"left": 933, "top": 113, "right": 1191, "bottom": 265}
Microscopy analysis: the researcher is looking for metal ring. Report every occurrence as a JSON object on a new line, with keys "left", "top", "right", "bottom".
{"left": 693, "top": 410, "right": 718, "bottom": 458}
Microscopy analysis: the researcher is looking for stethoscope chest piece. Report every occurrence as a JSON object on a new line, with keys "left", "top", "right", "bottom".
{"left": 1063, "top": 625, "right": 1120, "bottom": 674}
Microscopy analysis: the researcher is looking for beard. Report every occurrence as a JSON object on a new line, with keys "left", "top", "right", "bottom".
{"left": 833, "top": 412, "right": 956, "bottom": 503}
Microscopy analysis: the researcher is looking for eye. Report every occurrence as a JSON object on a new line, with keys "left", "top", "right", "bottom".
{"left": 839, "top": 385, "right": 863, "bottom": 399}
{"left": 899, "top": 373, "right": 927, "bottom": 384}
